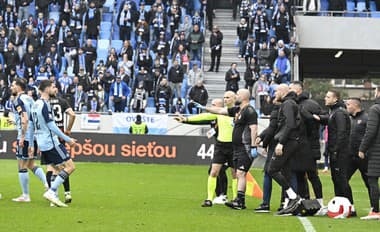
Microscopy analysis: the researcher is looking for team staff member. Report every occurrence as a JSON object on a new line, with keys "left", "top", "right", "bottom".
{"left": 359, "top": 87, "right": 380, "bottom": 220}
{"left": 46, "top": 83, "right": 76, "bottom": 204}
{"left": 197, "top": 89, "right": 258, "bottom": 210}
{"left": 345, "top": 98, "right": 370, "bottom": 217}
{"left": 268, "top": 84, "right": 301, "bottom": 215}
{"left": 176, "top": 91, "right": 237, "bottom": 207}
{"left": 255, "top": 97, "right": 280, "bottom": 213}
{"left": 313, "top": 90, "right": 352, "bottom": 213}
{"left": 289, "top": 82, "right": 325, "bottom": 210}
{"left": 130, "top": 114, "right": 148, "bottom": 134}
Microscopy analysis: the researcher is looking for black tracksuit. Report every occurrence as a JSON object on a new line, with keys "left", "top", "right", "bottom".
{"left": 347, "top": 110, "right": 370, "bottom": 205}
{"left": 319, "top": 100, "right": 352, "bottom": 202}
{"left": 268, "top": 92, "right": 300, "bottom": 191}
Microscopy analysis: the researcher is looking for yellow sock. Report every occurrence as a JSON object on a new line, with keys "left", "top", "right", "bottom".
{"left": 232, "top": 178, "right": 238, "bottom": 199}
{"left": 207, "top": 176, "right": 217, "bottom": 201}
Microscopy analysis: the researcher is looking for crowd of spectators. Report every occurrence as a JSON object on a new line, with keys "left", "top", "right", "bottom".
{"left": 0, "top": 0, "right": 210, "bottom": 114}
{"left": 232, "top": 0, "right": 297, "bottom": 115}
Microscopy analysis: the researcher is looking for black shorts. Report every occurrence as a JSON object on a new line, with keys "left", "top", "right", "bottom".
{"left": 16, "top": 140, "right": 38, "bottom": 160}
{"left": 233, "top": 144, "right": 253, "bottom": 172}
{"left": 212, "top": 142, "right": 234, "bottom": 168}
{"left": 41, "top": 143, "right": 71, "bottom": 166}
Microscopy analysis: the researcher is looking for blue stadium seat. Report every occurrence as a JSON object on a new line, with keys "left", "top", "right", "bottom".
{"left": 49, "top": 12, "right": 60, "bottom": 23}
{"left": 370, "top": 2, "right": 377, "bottom": 11}
{"left": 103, "top": 0, "right": 115, "bottom": 12}
{"left": 347, "top": 1, "right": 355, "bottom": 11}
{"left": 103, "top": 13, "right": 113, "bottom": 22}
{"left": 100, "top": 21, "right": 112, "bottom": 32}
{"left": 112, "top": 24, "right": 120, "bottom": 40}
{"left": 100, "top": 30, "right": 110, "bottom": 40}
{"left": 49, "top": 3, "right": 60, "bottom": 12}
{"left": 357, "top": 2, "right": 368, "bottom": 11}
{"left": 111, "top": 40, "right": 123, "bottom": 54}
{"left": 320, "top": 0, "right": 329, "bottom": 11}
{"left": 147, "top": 97, "right": 155, "bottom": 107}
{"left": 97, "top": 49, "right": 109, "bottom": 62}
{"left": 98, "top": 39, "right": 110, "bottom": 50}
{"left": 144, "top": 107, "right": 156, "bottom": 114}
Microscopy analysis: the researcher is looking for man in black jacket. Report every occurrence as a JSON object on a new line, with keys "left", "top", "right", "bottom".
{"left": 187, "top": 80, "right": 208, "bottom": 114}
{"left": 346, "top": 98, "right": 370, "bottom": 217}
{"left": 168, "top": 60, "right": 184, "bottom": 99}
{"left": 268, "top": 84, "right": 301, "bottom": 215}
{"left": 208, "top": 25, "right": 223, "bottom": 72}
{"left": 359, "top": 87, "right": 380, "bottom": 220}
{"left": 225, "top": 63, "right": 240, "bottom": 93}
{"left": 314, "top": 90, "right": 352, "bottom": 212}
{"left": 289, "top": 82, "right": 325, "bottom": 211}
{"left": 82, "top": 39, "right": 97, "bottom": 77}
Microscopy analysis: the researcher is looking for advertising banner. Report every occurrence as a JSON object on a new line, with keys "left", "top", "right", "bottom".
{"left": 0, "top": 131, "right": 215, "bottom": 165}
{"left": 112, "top": 113, "right": 168, "bottom": 135}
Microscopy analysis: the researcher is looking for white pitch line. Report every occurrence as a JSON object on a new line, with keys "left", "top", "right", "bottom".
{"left": 297, "top": 216, "right": 317, "bottom": 232}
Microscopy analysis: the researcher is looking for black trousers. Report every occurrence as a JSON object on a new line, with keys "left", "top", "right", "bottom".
{"left": 231, "top": 0, "right": 241, "bottom": 19}
{"left": 268, "top": 140, "right": 299, "bottom": 191}
{"left": 120, "top": 26, "right": 132, "bottom": 41}
{"left": 330, "top": 152, "right": 351, "bottom": 202}
{"left": 368, "top": 176, "right": 380, "bottom": 212}
{"left": 210, "top": 49, "right": 221, "bottom": 71}
{"left": 295, "top": 168, "right": 323, "bottom": 199}
{"left": 347, "top": 157, "right": 370, "bottom": 205}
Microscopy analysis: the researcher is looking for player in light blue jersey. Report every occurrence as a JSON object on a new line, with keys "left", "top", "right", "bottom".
{"left": 10, "top": 78, "right": 48, "bottom": 202}
{"left": 29, "top": 80, "right": 77, "bottom": 207}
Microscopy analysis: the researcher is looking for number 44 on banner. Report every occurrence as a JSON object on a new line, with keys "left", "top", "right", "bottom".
{"left": 197, "top": 144, "right": 214, "bottom": 160}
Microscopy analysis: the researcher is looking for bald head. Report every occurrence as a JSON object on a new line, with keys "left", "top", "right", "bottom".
{"left": 275, "top": 84, "right": 290, "bottom": 101}
{"left": 237, "top": 89, "right": 251, "bottom": 102}
{"left": 289, "top": 82, "right": 303, "bottom": 96}
{"left": 224, "top": 91, "right": 236, "bottom": 107}
{"left": 211, "top": 98, "right": 224, "bottom": 107}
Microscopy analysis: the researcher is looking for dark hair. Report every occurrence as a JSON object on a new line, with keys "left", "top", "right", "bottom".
{"left": 38, "top": 80, "right": 52, "bottom": 92}
{"left": 328, "top": 89, "right": 341, "bottom": 100}
{"left": 291, "top": 81, "right": 303, "bottom": 90}
{"left": 14, "top": 78, "right": 27, "bottom": 91}
{"left": 136, "top": 114, "right": 142, "bottom": 122}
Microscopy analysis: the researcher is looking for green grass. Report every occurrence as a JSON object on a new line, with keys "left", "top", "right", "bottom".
{"left": 0, "top": 159, "right": 378, "bottom": 232}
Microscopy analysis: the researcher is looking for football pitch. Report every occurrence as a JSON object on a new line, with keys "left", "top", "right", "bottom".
{"left": 0, "top": 159, "right": 378, "bottom": 232}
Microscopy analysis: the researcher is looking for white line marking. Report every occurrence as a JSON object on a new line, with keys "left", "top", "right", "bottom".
{"left": 297, "top": 216, "right": 316, "bottom": 232}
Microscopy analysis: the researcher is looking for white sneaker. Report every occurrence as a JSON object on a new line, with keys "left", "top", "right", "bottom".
{"left": 213, "top": 195, "right": 227, "bottom": 204}
{"left": 315, "top": 206, "right": 328, "bottom": 216}
{"left": 12, "top": 194, "right": 31, "bottom": 202}
{"left": 43, "top": 190, "right": 68, "bottom": 207}
{"left": 0, "top": 193, "right": 2, "bottom": 200}
{"left": 50, "top": 202, "right": 56, "bottom": 207}
{"left": 360, "top": 212, "right": 380, "bottom": 220}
